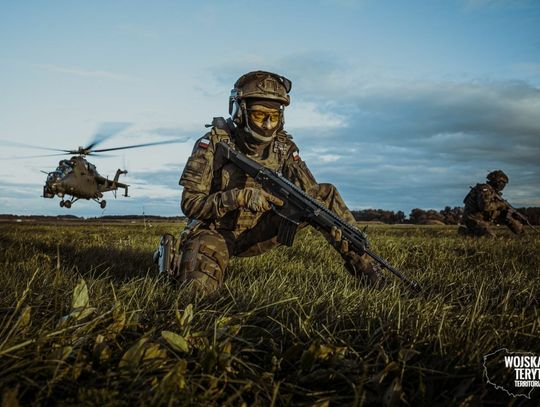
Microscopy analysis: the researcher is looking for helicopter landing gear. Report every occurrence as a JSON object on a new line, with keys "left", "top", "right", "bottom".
{"left": 60, "top": 199, "right": 72, "bottom": 208}
{"left": 92, "top": 198, "right": 107, "bottom": 208}
{"left": 60, "top": 197, "right": 77, "bottom": 208}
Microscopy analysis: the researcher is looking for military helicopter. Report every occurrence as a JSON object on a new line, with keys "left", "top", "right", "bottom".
{"left": 42, "top": 154, "right": 127, "bottom": 209}
{"left": 3, "top": 124, "right": 186, "bottom": 209}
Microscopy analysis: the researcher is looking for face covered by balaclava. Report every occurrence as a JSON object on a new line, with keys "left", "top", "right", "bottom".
{"left": 244, "top": 99, "right": 282, "bottom": 144}
{"left": 488, "top": 178, "right": 507, "bottom": 193}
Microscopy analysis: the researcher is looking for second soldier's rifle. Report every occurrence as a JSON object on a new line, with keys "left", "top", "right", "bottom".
{"left": 493, "top": 191, "right": 539, "bottom": 233}
{"left": 216, "top": 141, "right": 421, "bottom": 291}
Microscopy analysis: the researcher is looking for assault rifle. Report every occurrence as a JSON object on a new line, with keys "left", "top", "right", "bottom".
{"left": 493, "top": 192, "right": 539, "bottom": 233}
{"left": 217, "top": 141, "right": 421, "bottom": 291}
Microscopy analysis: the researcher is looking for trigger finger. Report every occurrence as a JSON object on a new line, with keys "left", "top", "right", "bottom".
{"left": 262, "top": 191, "right": 284, "bottom": 207}
{"left": 269, "top": 194, "right": 284, "bottom": 207}
{"left": 340, "top": 239, "right": 349, "bottom": 254}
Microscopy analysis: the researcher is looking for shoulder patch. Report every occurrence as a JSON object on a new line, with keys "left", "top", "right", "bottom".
{"left": 198, "top": 137, "right": 211, "bottom": 149}
{"left": 292, "top": 151, "right": 300, "bottom": 161}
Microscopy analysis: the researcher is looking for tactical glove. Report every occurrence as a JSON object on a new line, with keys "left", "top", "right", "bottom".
{"left": 236, "top": 187, "right": 284, "bottom": 213}
{"left": 343, "top": 251, "right": 388, "bottom": 288}
{"left": 329, "top": 226, "right": 387, "bottom": 288}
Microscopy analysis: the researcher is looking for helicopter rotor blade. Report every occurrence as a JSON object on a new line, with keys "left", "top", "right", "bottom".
{"left": 85, "top": 122, "right": 132, "bottom": 151}
{"left": 87, "top": 152, "right": 118, "bottom": 158}
{"left": 3, "top": 152, "right": 70, "bottom": 160}
{"left": 0, "top": 139, "right": 71, "bottom": 153}
{"left": 91, "top": 137, "right": 189, "bottom": 153}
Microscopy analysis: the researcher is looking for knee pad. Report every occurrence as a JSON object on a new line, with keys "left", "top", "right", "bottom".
{"left": 179, "top": 232, "right": 228, "bottom": 292}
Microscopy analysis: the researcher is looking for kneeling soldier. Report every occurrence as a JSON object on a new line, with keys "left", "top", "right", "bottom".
{"left": 459, "top": 170, "right": 525, "bottom": 237}
{"left": 159, "top": 71, "right": 385, "bottom": 292}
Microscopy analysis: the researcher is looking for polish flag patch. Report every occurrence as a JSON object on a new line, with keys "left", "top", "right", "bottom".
{"left": 198, "top": 138, "right": 210, "bottom": 149}
{"left": 292, "top": 151, "right": 300, "bottom": 161}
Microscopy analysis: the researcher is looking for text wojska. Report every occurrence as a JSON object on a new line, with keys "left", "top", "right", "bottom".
{"left": 504, "top": 356, "right": 540, "bottom": 369}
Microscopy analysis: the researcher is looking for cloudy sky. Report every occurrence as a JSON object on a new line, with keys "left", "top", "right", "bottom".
{"left": 1, "top": 0, "right": 539, "bottom": 217}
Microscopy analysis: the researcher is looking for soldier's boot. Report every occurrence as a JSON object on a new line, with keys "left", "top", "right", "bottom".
{"left": 178, "top": 229, "right": 229, "bottom": 293}
{"left": 343, "top": 251, "right": 388, "bottom": 289}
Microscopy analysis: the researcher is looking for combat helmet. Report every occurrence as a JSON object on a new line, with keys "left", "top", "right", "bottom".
{"left": 229, "top": 71, "right": 292, "bottom": 126}
{"left": 487, "top": 170, "right": 509, "bottom": 184}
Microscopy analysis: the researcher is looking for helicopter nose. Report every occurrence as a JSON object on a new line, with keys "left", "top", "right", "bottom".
{"left": 46, "top": 177, "right": 59, "bottom": 191}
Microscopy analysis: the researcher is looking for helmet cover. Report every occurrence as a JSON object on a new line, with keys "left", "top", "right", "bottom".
{"left": 231, "top": 71, "right": 291, "bottom": 107}
{"left": 487, "top": 170, "right": 509, "bottom": 183}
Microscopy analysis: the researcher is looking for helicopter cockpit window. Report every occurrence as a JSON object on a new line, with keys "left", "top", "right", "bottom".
{"left": 55, "top": 162, "right": 73, "bottom": 177}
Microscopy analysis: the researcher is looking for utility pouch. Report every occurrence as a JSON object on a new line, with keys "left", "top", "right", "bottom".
{"left": 153, "top": 233, "right": 180, "bottom": 276}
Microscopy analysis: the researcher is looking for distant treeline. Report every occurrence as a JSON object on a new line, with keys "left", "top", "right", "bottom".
{"left": 351, "top": 207, "right": 540, "bottom": 225}
{"left": 0, "top": 214, "right": 186, "bottom": 221}
{"left": 98, "top": 215, "right": 185, "bottom": 221}
{"left": 0, "top": 214, "right": 81, "bottom": 220}
{"left": 2, "top": 208, "right": 539, "bottom": 225}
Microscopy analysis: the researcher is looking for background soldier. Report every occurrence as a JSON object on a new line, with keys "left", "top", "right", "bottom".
{"left": 170, "top": 70, "right": 385, "bottom": 292}
{"left": 459, "top": 170, "right": 525, "bottom": 237}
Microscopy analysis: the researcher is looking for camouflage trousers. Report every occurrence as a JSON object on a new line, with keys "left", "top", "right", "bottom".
{"left": 177, "top": 183, "right": 375, "bottom": 292}
{"left": 459, "top": 212, "right": 524, "bottom": 237}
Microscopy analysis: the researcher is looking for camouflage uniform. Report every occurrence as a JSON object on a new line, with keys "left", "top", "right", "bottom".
{"left": 174, "top": 71, "right": 381, "bottom": 292}
{"left": 459, "top": 170, "right": 524, "bottom": 237}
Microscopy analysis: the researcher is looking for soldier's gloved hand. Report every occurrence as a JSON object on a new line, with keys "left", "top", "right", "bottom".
{"left": 236, "top": 187, "right": 284, "bottom": 213}
{"left": 330, "top": 226, "right": 385, "bottom": 287}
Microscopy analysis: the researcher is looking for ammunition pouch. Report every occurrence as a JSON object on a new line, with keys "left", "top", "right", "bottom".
{"left": 153, "top": 233, "right": 181, "bottom": 277}
{"left": 153, "top": 220, "right": 204, "bottom": 277}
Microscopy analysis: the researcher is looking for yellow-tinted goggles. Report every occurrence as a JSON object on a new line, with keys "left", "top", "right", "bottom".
{"left": 248, "top": 110, "right": 280, "bottom": 125}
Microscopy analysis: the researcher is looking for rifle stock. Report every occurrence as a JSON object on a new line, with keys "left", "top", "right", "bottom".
{"left": 217, "top": 141, "right": 421, "bottom": 290}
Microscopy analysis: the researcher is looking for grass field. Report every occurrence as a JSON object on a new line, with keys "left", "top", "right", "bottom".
{"left": 0, "top": 220, "right": 539, "bottom": 406}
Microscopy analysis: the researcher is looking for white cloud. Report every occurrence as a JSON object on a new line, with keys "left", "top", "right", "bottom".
{"left": 287, "top": 101, "right": 347, "bottom": 130}
{"left": 319, "top": 154, "right": 342, "bottom": 163}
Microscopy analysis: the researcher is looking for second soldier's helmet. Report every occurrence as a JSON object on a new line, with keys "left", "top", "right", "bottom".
{"left": 487, "top": 170, "right": 509, "bottom": 184}
{"left": 229, "top": 71, "right": 292, "bottom": 125}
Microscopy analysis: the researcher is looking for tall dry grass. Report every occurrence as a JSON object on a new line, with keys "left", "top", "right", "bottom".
{"left": 0, "top": 221, "right": 538, "bottom": 406}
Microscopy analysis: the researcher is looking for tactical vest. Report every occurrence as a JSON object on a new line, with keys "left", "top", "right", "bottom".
{"left": 463, "top": 183, "right": 503, "bottom": 220}
{"left": 208, "top": 117, "right": 296, "bottom": 232}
